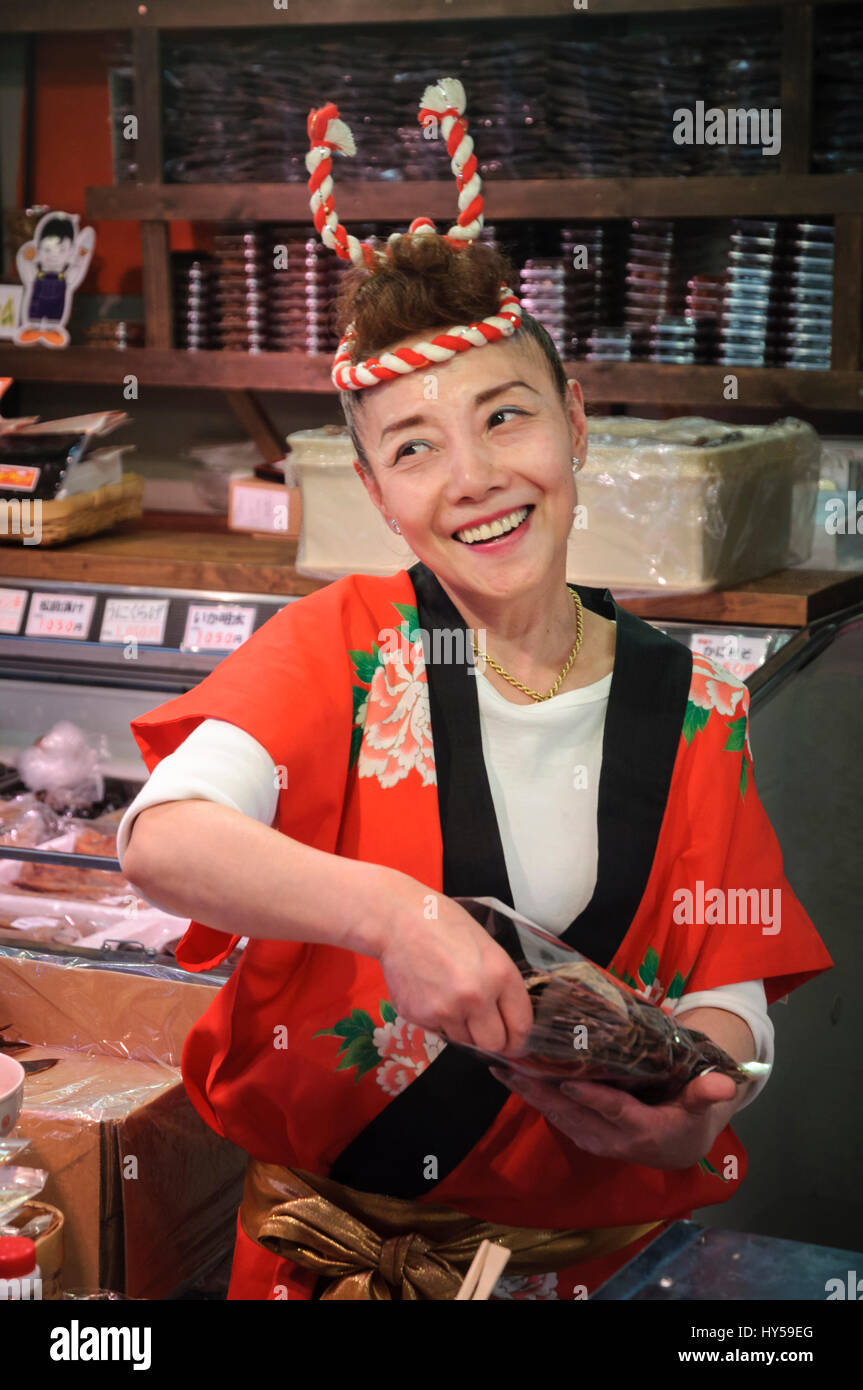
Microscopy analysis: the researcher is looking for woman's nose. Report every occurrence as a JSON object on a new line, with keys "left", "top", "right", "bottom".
{"left": 445, "top": 441, "right": 504, "bottom": 498}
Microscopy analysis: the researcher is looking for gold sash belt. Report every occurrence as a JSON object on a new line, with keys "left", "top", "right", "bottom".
{"left": 240, "top": 1158, "right": 662, "bottom": 1300}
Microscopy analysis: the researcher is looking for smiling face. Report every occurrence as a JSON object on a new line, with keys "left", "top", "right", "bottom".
{"left": 351, "top": 330, "right": 587, "bottom": 605}
{"left": 37, "top": 236, "right": 72, "bottom": 272}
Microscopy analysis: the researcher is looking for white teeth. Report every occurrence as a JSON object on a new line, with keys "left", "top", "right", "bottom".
{"left": 455, "top": 506, "right": 529, "bottom": 545}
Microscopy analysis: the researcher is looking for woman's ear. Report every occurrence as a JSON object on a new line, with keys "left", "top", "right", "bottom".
{"left": 352, "top": 457, "right": 384, "bottom": 512}
{"left": 565, "top": 378, "right": 588, "bottom": 463}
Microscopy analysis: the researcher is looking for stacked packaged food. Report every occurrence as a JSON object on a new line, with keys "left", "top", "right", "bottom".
{"left": 0, "top": 724, "right": 190, "bottom": 958}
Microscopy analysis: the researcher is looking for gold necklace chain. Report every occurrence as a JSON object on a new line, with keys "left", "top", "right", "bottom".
{"left": 471, "top": 588, "right": 584, "bottom": 702}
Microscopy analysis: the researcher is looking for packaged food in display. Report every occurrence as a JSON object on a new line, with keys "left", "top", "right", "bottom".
{"left": 0, "top": 795, "right": 61, "bottom": 848}
{"left": 449, "top": 898, "right": 769, "bottom": 1103}
{"left": 83, "top": 320, "right": 145, "bottom": 350}
{"left": 0, "top": 917, "right": 83, "bottom": 947}
{"left": 567, "top": 415, "right": 820, "bottom": 593}
{"left": 11, "top": 411, "right": 130, "bottom": 440}
{"left": 0, "top": 433, "right": 87, "bottom": 503}
{"left": 15, "top": 722, "right": 107, "bottom": 814}
{"left": 12, "top": 829, "right": 125, "bottom": 900}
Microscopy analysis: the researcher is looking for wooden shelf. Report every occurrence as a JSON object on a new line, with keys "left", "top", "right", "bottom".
{"left": 2, "top": 0, "right": 857, "bottom": 35}
{"left": 86, "top": 174, "right": 863, "bottom": 225}
{"left": 0, "top": 520, "right": 324, "bottom": 598}
{"left": 0, "top": 518, "right": 860, "bottom": 630}
{"left": 624, "top": 568, "right": 863, "bottom": 628}
{"left": 2, "top": 346, "right": 862, "bottom": 410}
{"left": 7, "top": 0, "right": 863, "bottom": 425}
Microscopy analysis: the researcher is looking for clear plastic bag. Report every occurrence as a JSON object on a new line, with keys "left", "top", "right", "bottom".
{"left": 0, "top": 794, "right": 61, "bottom": 850}
{"left": 15, "top": 722, "right": 108, "bottom": 814}
{"left": 567, "top": 415, "right": 821, "bottom": 595}
{"left": 452, "top": 897, "right": 769, "bottom": 1105}
{"left": 0, "top": 1165, "right": 47, "bottom": 1222}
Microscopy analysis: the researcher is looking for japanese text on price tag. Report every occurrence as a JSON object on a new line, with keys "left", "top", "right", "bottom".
{"left": 181, "top": 603, "right": 256, "bottom": 653}
{"left": 25, "top": 592, "right": 95, "bottom": 640}
{"left": 0, "top": 588, "right": 27, "bottom": 635}
{"left": 691, "top": 631, "right": 770, "bottom": 680}
{"left": 100, "top": 597, "right": 170, "bottom": 646}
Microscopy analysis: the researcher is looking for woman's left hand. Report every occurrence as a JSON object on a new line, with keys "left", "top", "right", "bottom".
{"left": 490, "top": 1067, "right": 743, "bottom": 1170}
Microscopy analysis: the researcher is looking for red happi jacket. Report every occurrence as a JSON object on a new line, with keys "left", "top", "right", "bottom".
{"left": 130, "top": 561, "right": 833, "bottom": 1300}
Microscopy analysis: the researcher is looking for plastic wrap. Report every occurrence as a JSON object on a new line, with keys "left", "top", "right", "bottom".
{"left": 567, "top": 416, "right": 821, "bottom": 595}
{"left": 0, "top": 951, "right": 246, "bottom": 1297}
{"left": 0, "top": 814, "right": 190, "bottom": 956}
{"left": 16, "top": 720, "right": 108, "bottom": 812}
{"left": 451, "top": 898, "right": 769, "bottom": 1104}
{"left": 0, "top": 1165, "right": 47, "bottom": 1221}
{"left": 287, "top": 417, "right": 819, "bottom": 591}
{"left": 0, "top": 794, "right": 61, "bottom": 847}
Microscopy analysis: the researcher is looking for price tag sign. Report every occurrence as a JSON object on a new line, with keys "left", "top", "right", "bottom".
{"left": 25, "top": 592, "right": 95, "bottom": 640}
{"left": 100, "top": 597, "right": 170, "bottom": 646}
{"left": 691, "top": 632, "right": 771, "bottom": 680}
{"left": 0, "top": 587, "right": 28, "bottom": 635}
{"left": 181, "top": 603, "right": 256, "bottom": 653}
{"left": 229, "top": 479, "right": 291, "bottom": 535}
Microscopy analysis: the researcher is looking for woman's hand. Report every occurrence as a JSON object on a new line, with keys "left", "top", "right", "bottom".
{"left": 377, "top": 889, "right": 534, "bottom": 1057}
{"left": 489, "top": 1067, "right": 743, "bottom": 1170}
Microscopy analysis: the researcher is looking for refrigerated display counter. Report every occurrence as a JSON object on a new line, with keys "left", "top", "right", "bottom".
{"left": 0, "top": 561, "right": 853, "bottom": 966}
{"left": 0, "top": 576, "right": 299, "bottom": 971}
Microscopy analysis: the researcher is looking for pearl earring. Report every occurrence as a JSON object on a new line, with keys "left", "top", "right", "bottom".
{"left": 390, "top": 518, "right": 401, "bottom": 534}
{"left": 571, "top": 455, "right": 581, "bottom": 472}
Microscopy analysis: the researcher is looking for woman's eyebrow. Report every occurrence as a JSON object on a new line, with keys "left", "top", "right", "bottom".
{"left": 378, "top": 379, "right": 541, "bottom": 446}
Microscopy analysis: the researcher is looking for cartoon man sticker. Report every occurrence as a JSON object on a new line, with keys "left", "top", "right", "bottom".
{"left": 13, "top": 210, "right": 95, "bottom": 348}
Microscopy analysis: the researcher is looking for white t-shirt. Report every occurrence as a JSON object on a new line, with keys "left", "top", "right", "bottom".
{"left": 118, "top": 685, "right": 774, "bottom": 1108}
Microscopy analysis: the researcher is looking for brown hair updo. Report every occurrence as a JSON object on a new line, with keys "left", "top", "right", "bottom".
{"left": 334, "top": 232, "right": 570, "bottom": 472}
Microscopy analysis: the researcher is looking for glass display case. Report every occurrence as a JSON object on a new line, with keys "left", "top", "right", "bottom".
{"left": 0, "top": 571, "right": 810, "bottom": 978}
{"left": 0, "top": 576, "right": 295, "bottom": 979}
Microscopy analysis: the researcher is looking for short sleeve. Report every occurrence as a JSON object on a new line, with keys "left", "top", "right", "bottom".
{"left": 126, "top": 582, "right": 358, "bottom": 972}
{"left": 117, "top": 719, "right": 278, "bottom": 860}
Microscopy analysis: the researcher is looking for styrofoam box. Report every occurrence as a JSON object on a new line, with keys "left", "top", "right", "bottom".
{"left": 287, "top": 418, "right": 820, "bottom": 593}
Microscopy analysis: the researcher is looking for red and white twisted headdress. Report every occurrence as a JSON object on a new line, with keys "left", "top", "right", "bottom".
{"left": 305, "top": 77, "right": 523, "bottom": 391}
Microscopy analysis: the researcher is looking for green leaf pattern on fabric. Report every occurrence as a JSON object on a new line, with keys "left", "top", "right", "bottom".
{"left": 347, "top": 603, "right": 425, "bottom": 773}
{"left": 314, "top": 1006, "right": 382, "bottom": 1084}
{"left": 698, "top": 1156, "right": 729, "bottom": 1182}
{"left": 638, "top": 946, "right": 659, "bottom": 989}
{"left": 682, "top": 703, "right": 711, "bottom": 744}
{"left": 315, "top": 1000, "right": 445, "bottom": 1092}
{"left": 683, "top": 653, "right": 752, "bottom": 800}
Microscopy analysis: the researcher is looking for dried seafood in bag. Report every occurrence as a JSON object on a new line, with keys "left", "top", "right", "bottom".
{"left": 452, "top": 897, "right": 769, "bottom": 1104}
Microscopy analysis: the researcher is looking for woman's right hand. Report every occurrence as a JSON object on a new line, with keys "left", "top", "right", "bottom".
{"left": 376, "top": 885, "right": 535, "bottom": 1058}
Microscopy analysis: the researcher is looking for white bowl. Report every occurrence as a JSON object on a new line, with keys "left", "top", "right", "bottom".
{"left": 0, "top": 1053, "right": 25, "bottom": 1137}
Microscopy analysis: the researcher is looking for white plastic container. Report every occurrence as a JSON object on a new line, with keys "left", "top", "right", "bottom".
{"left": 567, "top": 416, "right": 821, "bottom": 594}
{"left": 287, "top": 417, "right": 820, "bottom": 593}
{"left": 287, "top": 426, "right": 417, "bottom": 579}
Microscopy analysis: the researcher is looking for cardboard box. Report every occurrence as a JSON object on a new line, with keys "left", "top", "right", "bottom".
{"left": 0, "top": 954, "right": 245, "bottom": 1298}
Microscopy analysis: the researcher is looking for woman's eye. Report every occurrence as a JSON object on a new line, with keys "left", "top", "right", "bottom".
{"left": 392, "top": 409, "right": 526, "bottom": 462}
{"left": 490, "top": 407, "right": 527, "bottom": 426}
{"left": 394, "top": 440, "right": 431, "bottom": 462}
